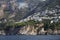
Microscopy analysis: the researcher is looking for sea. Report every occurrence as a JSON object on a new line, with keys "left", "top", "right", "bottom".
{"left": 0, "top": 35, "right": 60, "bottom": 40}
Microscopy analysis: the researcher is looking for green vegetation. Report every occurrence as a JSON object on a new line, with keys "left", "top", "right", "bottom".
{"left": 0, "top": 20, "right": 60, "bottom": 30}
{"left": 15, "top": 22, "right": 26, "bottom": 26}
{"left": 0, "top": 19, "right": 60, "bottom": 35}
{"left": 43, "top": 20, "right": 60, "bottom": 30}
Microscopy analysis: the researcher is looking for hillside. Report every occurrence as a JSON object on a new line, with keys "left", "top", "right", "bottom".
{"left": 0, "top": 0, "right": 57, "bottom": 21}
{"left": 0, "top": 0, "right": 60, "bottom": 35}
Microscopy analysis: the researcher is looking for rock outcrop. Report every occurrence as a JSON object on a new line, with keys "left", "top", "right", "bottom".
{"left": 18, "top": 23, "right": 45, "bottom": 35}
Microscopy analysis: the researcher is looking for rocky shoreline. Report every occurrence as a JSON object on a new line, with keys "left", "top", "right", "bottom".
{"left": 0, "top": 27, "right": 60, "bottom": 35}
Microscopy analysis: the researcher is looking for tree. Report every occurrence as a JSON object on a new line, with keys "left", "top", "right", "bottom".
{"left": 43, "top": 20, "right": 50, "bottom": 30}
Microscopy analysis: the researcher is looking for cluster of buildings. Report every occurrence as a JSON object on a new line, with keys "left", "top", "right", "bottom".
{"left": 20, "top": 5, "right": 60, "bottom": 23}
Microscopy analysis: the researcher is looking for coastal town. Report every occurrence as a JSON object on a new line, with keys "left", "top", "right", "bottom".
{"left": 0, "top": 0, "right": 60, "bottom": 35}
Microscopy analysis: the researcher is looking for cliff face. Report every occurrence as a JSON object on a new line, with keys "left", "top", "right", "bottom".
{"left": 0, "top": 0, "right": 29, "bottom": 21}
{"left": 17, "top": 23, "right": 44, "bottom": 35}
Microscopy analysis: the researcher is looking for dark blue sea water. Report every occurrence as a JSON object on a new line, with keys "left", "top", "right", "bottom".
{"left": 0, "top": 35, "right": 60, "bottom": 40}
